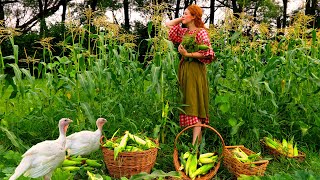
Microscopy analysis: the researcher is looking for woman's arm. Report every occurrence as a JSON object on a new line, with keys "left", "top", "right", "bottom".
{"left": 165, "top": 17, "right": 183, "bottom": 29}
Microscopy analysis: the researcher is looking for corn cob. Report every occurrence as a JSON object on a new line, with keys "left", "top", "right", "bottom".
{"left": 199, "top": 153, "right": 215, "bottom": 159}
{"left": 69, "top": 156, "right": 87, "bottom": 162}
{"left": 114, "top": 131, "right": 129, "bottom": 160}
{"left": 293, "top": 143, "right": 299, "bottom": 156}
{"left": 188, "top": 154, "right": 198, "bottom": 176}
{"left": 183, "top": 151, "right": 191, "bottom": 159}
{"left": 145, "top": 138, "right": 158, "bottom": 149}
{"left": 247, "top": 152, "right": 261, "bottom": 162}
{"left": 128, "top": 133, "right": 147, "bottom": 146}
{"left": 185, "top": 154, "right": 193, "bottom": 175}
{"left": 62, "top": 159, "right": 82, "bottom": 166}
{"left": 198, "top": 44, "right": 210, "bottom": 50}
{"left": 232, "top": 147, "right": 250, "bottom": 163}
{"left": 189, "top": 163, "right": 214, "bottom": 179}
{"left": 288, "top": 137, "right": 295, "bottom": 156}
{"left": 282, "top": 139, "right": 288, "bottom": 149}
{"left": 199, "top": 155, "right": 218, "bottom": 164}
{"left": 62, "top": 166, "right": 81, "bottom": 171}
{"left": 264, "top": 137, "right": 278, "bottom": 149}
{"left": 86, "top": 159, "right": 102, "bottom": 167}
{"left": 102, "top": 140, "right": 114, "bottom": 148}
{"left": 179, "top": 153, "right": 187, "bottom": 171}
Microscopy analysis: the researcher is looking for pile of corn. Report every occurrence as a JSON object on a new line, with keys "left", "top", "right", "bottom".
{"left": 102, "top": 131, "right": 158, "bottom": 160}
{"left": 231, "top": 147, "right": 261, "bottom": 164}
{"left": 179, "top": 151, "right": 217, "bottom": 179}
{"left": 61, "top": 156, "right": 102, "bottom": 172}
{"left": 264, "top": 137, "right": 299, "bottom": 157}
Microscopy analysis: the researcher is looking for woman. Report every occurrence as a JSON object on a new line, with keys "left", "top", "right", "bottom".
{"left": 165, "top": 4, "right": 215, "bottom": 145}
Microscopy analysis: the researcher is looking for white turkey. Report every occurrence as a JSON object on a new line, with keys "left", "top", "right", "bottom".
{"left": 65, "top": 118, "right": 107, "bottom": 156}
{"left": 9, "top": 118, "right": 73, "bottom": 180}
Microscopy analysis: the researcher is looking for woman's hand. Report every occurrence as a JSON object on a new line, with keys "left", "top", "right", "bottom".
{"left": 178, "top": 44, "right": 188, "bottom": 57}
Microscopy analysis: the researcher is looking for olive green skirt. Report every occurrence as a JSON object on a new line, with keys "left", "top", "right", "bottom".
{"left": 178, "top": 59, "right": 209, "bottom": 118}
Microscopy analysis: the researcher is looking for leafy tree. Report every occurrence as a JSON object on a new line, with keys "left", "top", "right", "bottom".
{"left": 305, "top": 0, "right": 319, "bottom": 27}
{"left": 0, "top": 0, "right": 19, "bottom": 27}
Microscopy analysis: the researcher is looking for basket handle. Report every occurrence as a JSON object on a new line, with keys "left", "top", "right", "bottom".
{"left": 100, "top": 135, "right": 106, "bottom": 145}
{"left": 174, "top": 124, "right": 226, "bottom": 149}
{"left": 244, "top": 159, "right": 269, "bottom": 165}
{"left": 225, "top": 145, "right": 244, "bottom": 149}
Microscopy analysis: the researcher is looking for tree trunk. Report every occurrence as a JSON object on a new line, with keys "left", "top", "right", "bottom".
{"left": 61, "top": 0, "right": 67, "bottom": 23}
{"left": 0, "top": 1, "right": 4, "bottom": 27}
{"left": 282, "top": 0, "right": 287, "bottom": 28}
{"left": 38, "top": 0, "right": 46, "bottom": 37}
{"left": 123, "top": 0, "right": 130, "bottom": 31}
{"left": 0, "top": 0, "right": 19, "bottom": 27}
{"left": 183, "top": 0, "right": 190, "bottom": 11}
{"left": 231, "top": 0, "right": 242, "bottom": 18}
{"left": 90, "top": 0, "right": 98, "bottom": 12}
{"left": 209, "top": 0, "right": 215, "bottom": 24}
{"left": 277, "top": 16, "right": 281, "bottom": 29}
{"left": 17, "top": 0, "right": 66, "bottom": 32}
{"left": 305, "top": 0, "right": 318, "bottom": 27}
{"left": 175, "top": 0, "right": 181, "bottom": 18}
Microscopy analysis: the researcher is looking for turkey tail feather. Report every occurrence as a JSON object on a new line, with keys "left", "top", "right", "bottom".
{"left": 9, "top": 156, "right": 31, "bottom": 180}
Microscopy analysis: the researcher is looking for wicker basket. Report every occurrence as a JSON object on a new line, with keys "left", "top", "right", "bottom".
{"left": 100, "top": 136, "right": 159, "bottom": 178}
{"left": 223, "top": 145, "right": 269, "bottom": 177}
{"left": 173, "top": 124, "right": 225, "bottom": 180}
{"left": 260, "top": 139, "right": 306, "bottom": 162}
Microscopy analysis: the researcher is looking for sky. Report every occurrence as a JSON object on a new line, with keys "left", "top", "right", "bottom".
{"left": 104, "top": 0, "right": 305, "bottom": 26}
{"left": 6, "top": 0, "right": 305, "bottom": 29}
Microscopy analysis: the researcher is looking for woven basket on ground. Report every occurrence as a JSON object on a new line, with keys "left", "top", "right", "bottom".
{"left": 223, "top": 145, "right": 269, "bottom": 177}
{"left": 100, "top": 136, "right": 159, "bottom": 178}
{"left": 173, "top": 124, "right": 225, "bottom": 180}
{"left": 260, "top": 139, "right": 306, "bottom": 162}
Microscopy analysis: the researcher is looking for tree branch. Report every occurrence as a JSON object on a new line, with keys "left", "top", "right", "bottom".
{"left": 216, "top": 0, "right": 230, "bottom": 8}
{"left": 1, "top": 0, "right": 19, "bottom": 4}
{"left": 17, "top": 0, "right": 72, "bottom": 32}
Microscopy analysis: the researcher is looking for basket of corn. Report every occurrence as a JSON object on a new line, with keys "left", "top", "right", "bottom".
{"left": 100, "top": 130, "right": 159, "bottom": 178}
{"left": 260, "top": 137, "right": 306, "bottom": 162}
{"left": 223, "top": 145, "right": 269, "bottom": 177}
{"left": 173, "top": 124, "right": 225, "bottom": 180}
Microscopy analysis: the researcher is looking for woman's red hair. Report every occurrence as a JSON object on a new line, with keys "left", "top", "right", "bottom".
{"left": 187, "top": 4, "right": 205, "bottom": 28}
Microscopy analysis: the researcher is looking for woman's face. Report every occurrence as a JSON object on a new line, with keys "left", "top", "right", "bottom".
{"left": 182, "top": 9, "right": 195, "bottom": 25}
